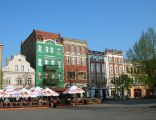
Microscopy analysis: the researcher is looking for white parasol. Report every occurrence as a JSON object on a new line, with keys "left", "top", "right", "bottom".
{"left": 63, "top": 85, "right": 85, "bottom": 94}
{"left": 42, "top": 88, "right": 59, "bottom": 96}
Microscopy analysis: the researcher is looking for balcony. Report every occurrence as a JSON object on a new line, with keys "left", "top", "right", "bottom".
{"left": 43, "top": 65, "right": 58, "bottom": 71}
{"left": 43, "top": 78, "right": 59, "bottom": 86}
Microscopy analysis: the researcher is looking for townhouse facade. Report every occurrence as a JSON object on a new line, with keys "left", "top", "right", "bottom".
{"left": 124, "top": 60, "right": 151, "bottom": 98}
{"left": 88, "top": 50, "right": 106, "bottom": 99}
{"left": 0, "top": 29, "right": 152, "bottom": 98}
{"left": 2, "top": 54, "right": 35, "bottom": 89}
{"left": 104, "top": 49, "right": 125, "bottom": 97}
{"left": 63, "top": 38, "right": 88, "bottom": 90}
{"left": 21, "top": 30, "right": 64, "bottom": 88}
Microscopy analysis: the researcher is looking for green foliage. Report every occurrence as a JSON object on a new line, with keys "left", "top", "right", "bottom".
{"left": 111, "top": 75, "right": 132, "bottom": 99}
{"left": 113, "top": 75, "right": 132, "bottom": 90}
{"left": 127, "top": 28, "right": 156, "bottom": 87}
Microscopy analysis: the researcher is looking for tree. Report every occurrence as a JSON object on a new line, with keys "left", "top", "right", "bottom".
{"left": 112, "top": 75, "right": 132, "bottom": 99}
{"left": 21, "top": 73, "right": 31, "bottom": 87}
{"left": 127, "top": 28, "right": 156, "bottom": 87}
{"left": 119, "top": 75, "right": 132, "bottom": 99}
{"left": 0, "top": 70, "right": 3, "bottom": 88}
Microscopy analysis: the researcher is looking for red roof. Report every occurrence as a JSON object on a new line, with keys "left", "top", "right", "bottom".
{"left": 33, "top": 29, "right": 60, "bottom": 41}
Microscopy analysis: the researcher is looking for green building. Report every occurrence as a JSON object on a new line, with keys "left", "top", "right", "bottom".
{"left": 21, "top": 30, "right": 64, "bottom": 88}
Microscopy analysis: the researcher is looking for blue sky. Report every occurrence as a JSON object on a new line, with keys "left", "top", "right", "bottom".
{"left": 0, "top": 0, "right": 156, "bottom": 66}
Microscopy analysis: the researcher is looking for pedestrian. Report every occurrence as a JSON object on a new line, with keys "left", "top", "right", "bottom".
{"left": 51, "top": 98, "right": 57, "bottom": 108}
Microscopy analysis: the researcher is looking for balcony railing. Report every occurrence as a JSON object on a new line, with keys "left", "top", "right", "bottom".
{"left": 43, "top": 78, "right": 59, "bottom": 86}
{"left": 43, "top": 65, "right": 58, "bottom": 71}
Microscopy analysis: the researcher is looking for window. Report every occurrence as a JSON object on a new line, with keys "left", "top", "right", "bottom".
{"left": 91, "top": 63, "right": 95, "bottom": 72}
{"left": 78, "top": 72, "right": 87, "bottom": 80}
{"left": 81, "top": 47, "right": 85, "bottom": 54}
{"left": 110, "top": 65, "right": 113, "bottom": 74}
{"left": 45, "top": 59, "right": 48, "bottom": 65}
{"left": 65, "top": 45, "right": 70, "bottom": 54}
{"left": 15, "top": 65, "right": 18, "bottom": 71}
{"left": 52, "top": 73, "right": 55, "bottom": 79}
{"left": 102, "top": 64, "right": 105, "bottom": 73}
{"left": 38, "top": 45, "right": 42, "bottom": 52}
{"left": 21, "top": 66, "right": 24, "bottom": 71}
{"left": 114, "top": 58, "right": 117, "bottom": 63}
{"left": 66, "top": 56, "right": 70, "bottom": 64}
{"left": 38, "top": 72, "right": 42, "bottom": 79}
{"left": 17, "top": 78, "right": 22, "bottom": 85}
{"left": 119, "top": 66, "right": 123, "bottom": 74}
{"left": 51, "top": 59, "right": 54, "bottom": 65}
{"left": 38, "top": 58, "right": 42, "bottom": 66}
{"left": 50, "top": 47, "right": 54, "bottom": 53}
{"left": 67, "top": 71, "right": 76, "bottom": 80}
{"left": 71, "top": 46, "right": 75, "bottom": 55}
{"left": 77, "top": 46, "right": 80, "bottom": 55}
{"left": 71, "top": 57, "right": 75, "bottom": 65}
{"left": 27, "top": 78, "right": 32, "bottom": 85}
{"left": 82, "top": 58, "right": 86, "bottom": 65}
{"left": 58, "top": 48, "right": 61, "bottom": 54}
{"left": 58, "top": 60, "right": 61, "bottom": 67}
{"left": 126, "top": 67, "right": 129, "bottom": 73}
{"left": 58, "top": 74, "right": 61, "bottom": 80}
{"left": 45, "top": 46, "right": 49, "bottom": 52}
{"left": 96, "top": 63, "right": 100, "bottom": 73}
{"left": 108, "top": 57, "right": 112, "bottom": 62}
{"left": 119, "top": 58, "right": 122, "bottom": 63}
{"left": 7, "top": 77, "right": 11, "bottom": 85}
{"left": 131, "top": 67, "right": 133, "bottom": 73}
{"left": 77, "top": 57, "right": 81, "bottom": 65}
{"left": 115, "top": 66, "right": 118, "bottom": 74}
{"left": 44, "top": 73, "right": 48, "bottom": 79}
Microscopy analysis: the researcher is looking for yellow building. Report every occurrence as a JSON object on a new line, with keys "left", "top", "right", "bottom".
{"left": 124, "top": 60, "right": 150, "bottom": 98}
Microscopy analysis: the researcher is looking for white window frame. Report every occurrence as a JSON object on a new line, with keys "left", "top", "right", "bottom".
{"left": 38, "top": 72, "right": 42, "bottom": 79}
{"left": 45, "top": 59, "right": 48, "bottom": 65}
{"left": 71, "top": 57, "right": 75, "bottom": 65}
{"left": 58, "top": 60, "right": 61, "bottom": 67}
{"left": 15, "top": 65, "right": 18, "bottom": 71}
{"left": 21, "top": 66, "right": 24, "bottom": 71}
{"left": 51, "top": 59, "right": 54, "bottom": 65}
{"left": 38, "top": 58, "right": 42, "bottom": 66}
{"left": 38, "top": 45, "right": 42, "bottom": 52}
{"left": 66, "top": 56, "right": 70, "bottom": 64}
{"left": 82, "top": 58, "right": 86, "bottom": 65}
{"left": 110, "top": 65, "right": 113, "bottom": 74}
{"left": 77, "top": 57, "right": 81, "bottom": 65}
{"left": 45, "top": 46, "right": 49, "bottom": 53}
{"left": 50, "top": 47, "right": 54, "bottom": 53}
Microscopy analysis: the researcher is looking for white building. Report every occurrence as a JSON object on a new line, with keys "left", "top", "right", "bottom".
{"left": 104, "top": 49, "right": 125, "bottom": 97}
{"left": 2, "top": 54, "right": 35, "bottom": 89}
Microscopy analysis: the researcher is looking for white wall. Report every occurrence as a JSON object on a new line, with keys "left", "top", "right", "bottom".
{"left": 2, "top": 54, "right": 35, "bottom": 89}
